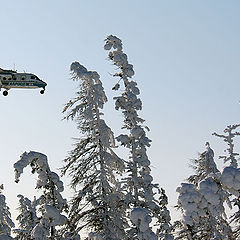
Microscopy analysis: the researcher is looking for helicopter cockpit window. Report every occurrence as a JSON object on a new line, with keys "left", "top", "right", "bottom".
{"left": 3, "top": 77, "right": 6, "bottom": 80}
{"left": 31, "top": 75, "right": 35, "bottom": 79}
{"left": 13, "top": 77, "right": 16, "bottom": 80}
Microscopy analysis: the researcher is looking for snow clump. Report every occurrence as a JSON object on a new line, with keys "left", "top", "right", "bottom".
{"left": 130, "top": 208, "right": 158, "bottom": 240}
{"left": 177, "top": 183, "right": 203, "bottom": 226}
{"left": 221, "top": 166, "right": 240, "bottom": 196}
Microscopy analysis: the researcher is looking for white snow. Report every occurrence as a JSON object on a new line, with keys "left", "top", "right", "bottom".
{"left": 221, "top": 166, "right": 240, "bottom": 196}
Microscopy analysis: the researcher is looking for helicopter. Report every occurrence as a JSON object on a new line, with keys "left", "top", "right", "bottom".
{"left": 0, "top": 68, "right": 47, "bottom": 96}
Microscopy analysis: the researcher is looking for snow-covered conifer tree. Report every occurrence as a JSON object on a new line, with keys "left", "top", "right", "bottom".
{"left": 61, "top": 62, "right": 127, "bottom": 239}
{"left": 176, "top": 143, "right": 233, "bottom": 239}
{"left": 0, "top": 185, "right": 14, "bottom": 239}
{"left": 14, "top": 195, "right": 38, "bottom": 240}
{"left": 14, "top": 151, "right": 68, "bottom": 240}
{"left": 212, "top": 124, "right": 240, "bottom": 168}
{"left": 187, "top": 142, "right": 218, "bottom": 186}
{"left": 213, "top": 124, "right": 240, "bottom": 238}
{"left": 104, "top": 35, "right": 173, "bottom": 240}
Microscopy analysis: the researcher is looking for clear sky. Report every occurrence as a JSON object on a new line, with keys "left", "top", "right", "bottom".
{"left": 0, "top": 0, "right": 240, "bottom": 223}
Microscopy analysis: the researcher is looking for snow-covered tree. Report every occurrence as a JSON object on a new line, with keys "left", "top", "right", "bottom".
{"left": 157, "top": 188, "right": 175, "bottom": 240}
{"left": 212, "top": 124, "right": 240, "bottom": 168}
{"left": 213, "top": 124, "right": 240, "bottom": 238}
{"left": 61, "top": 62, "right": 127, "bottom": 239}
{"left": 176, "top": 179, "right": 233, "bottom": 239}
{"left": 14, "top": 195, "right": 38, "bottom": 240}
{"left": 14, "top": 151, "right": 68, "bottom": 240}
{"left": 187, "top": 142, "right": 218, "bottom": 186}
{"left": 104, "top": 35, "right": 173, "bottom": 240}
{"left": 0, "top": 185, "right": 14, "bottom": 239}
{"left": 176, "top": 143, "right": 233, "bottom": 239}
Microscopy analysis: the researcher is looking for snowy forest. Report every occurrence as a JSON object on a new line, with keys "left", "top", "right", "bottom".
{"left": 1, "top": 35, "right": 240, "bottom": 240}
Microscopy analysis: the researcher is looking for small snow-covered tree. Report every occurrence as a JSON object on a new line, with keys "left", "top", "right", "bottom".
{"left": 187, "top": 142, "right": 218, "bottom": 186}
{"left": 158, "top": 188, "right": 174, "bottom": 240}
{"left": 14, "top": 195, "right": 38, "bottom": 240}
{"left": 176, "top": 179, "right": 232, "bottom": 239}
{"left": 176, "top": 143, "right": 233, "bottom": 239}
{"left": 104, "top": 35, "right": 173, "bottom": 240}
{"left": 62, "top": 62, "right": 127, "bottom": 239}
{"left": 0, "top": 185, "right": 14, "bottom": 239}
{"left": 14, "top": 151, "right": 68, "bottom": 240}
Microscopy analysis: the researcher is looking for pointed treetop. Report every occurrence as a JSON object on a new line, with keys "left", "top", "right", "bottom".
{"left": 213, "top": 124, "right": 240, "bottom": 168}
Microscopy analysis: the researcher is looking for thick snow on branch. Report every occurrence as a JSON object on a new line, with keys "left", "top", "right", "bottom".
{"left": 130, "top": 208, "right": 157, "bottom": 240}
{"left": 14, "top": 151, "right": 64, "bottom": 193}
{"left": 104, "top": 35, "right": 134, "bottom": 78}
{"left": 221, "top": 166, "right": 240, "bottom": 197}
{"left": 67, "top": 61, "right": 107, "bottom": 113}
{"left": 177, "top": 177, "right": 226, "bottom": 227}
{"left": 14, "top": 151, "right": 48, "bottom": 183}
{"left": 177, "top": 183, "right": 203, "bottom": 227}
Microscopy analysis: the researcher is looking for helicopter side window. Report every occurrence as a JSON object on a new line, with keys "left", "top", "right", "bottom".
{"left": 22, "top": 77, "right": 25, "bottom": 80}
{"left": 31, "top": 75, "right": 35, "bottom": 79}
{"left": 3, "top": 77, "right": 6, "bottom": 80}
{"left": 8, "top": 77, "right": 11, "bottom": 80}
{"left": 13, "top": 77, "right": 16, "bottom": 80}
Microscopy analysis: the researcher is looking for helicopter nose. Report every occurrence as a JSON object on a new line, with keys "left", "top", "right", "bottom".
{"left": 41, "top": 80, "right": 47, "bottom": 86}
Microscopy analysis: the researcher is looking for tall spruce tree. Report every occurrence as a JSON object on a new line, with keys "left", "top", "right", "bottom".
{"left": 61, "top": 62, "right": 127, "bottom": 240}
{"left": 104, "top": 35, "right": 173, "bottom": 240}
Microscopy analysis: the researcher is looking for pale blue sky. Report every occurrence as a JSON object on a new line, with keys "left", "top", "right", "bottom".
{"left": 0, "top": 0, "right": 240, "bottom": 222}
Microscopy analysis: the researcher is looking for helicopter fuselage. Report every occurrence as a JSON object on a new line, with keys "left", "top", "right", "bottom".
{"left": 0, "top": 70, "right": 47, "bottom": 96}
